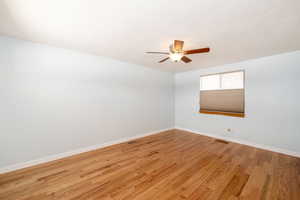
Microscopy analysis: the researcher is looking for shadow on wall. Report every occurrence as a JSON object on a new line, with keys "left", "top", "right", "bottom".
{"left": 0, "top": 1, "right": 30, "bottom": 37}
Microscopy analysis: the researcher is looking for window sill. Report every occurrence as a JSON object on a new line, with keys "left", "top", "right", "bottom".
{"left": 199, "top": 110, "right": 245, "bottom": 118}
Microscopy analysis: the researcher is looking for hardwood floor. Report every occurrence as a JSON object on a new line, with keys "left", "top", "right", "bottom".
{"left": 1, "top": 129, "right": 300, "bottom": 200}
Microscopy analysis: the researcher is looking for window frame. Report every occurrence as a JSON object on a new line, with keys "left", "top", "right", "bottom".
{"left": 200, "top": 70, "right": 245, "bottom": 91}
{"left": 199, "top": 70, "right": 245, "bottom": 118}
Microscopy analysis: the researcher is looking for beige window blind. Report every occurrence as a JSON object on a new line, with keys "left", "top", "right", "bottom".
{"left": 199, "top": 71, "right": 245, "bottom": 117}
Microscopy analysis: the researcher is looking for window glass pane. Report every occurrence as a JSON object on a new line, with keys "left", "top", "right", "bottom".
{"left": 200, "top": 74, "right": 220, "bottom": 90}
{"left": 221, "top": 71, "right": 244, "bottom": 89}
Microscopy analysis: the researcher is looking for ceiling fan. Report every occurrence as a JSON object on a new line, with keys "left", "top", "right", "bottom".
{"left": 146, "top": 40, "right": 210, "bottom": 63}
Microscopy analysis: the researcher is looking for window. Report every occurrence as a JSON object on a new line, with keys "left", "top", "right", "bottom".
{"left": 199, "top": 71, "right": 245, "bottom": 117}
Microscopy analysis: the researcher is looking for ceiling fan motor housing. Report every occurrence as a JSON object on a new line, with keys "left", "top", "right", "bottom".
{"left": 146, "top": 40, "right": 209, "bottom": 63}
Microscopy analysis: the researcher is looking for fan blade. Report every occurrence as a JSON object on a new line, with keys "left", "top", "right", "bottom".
{"left": 184, "top": 47, "right": 210, "bottom": 55}
{"left": 174, "top": 40, "right": 184, "bottom": 52}
{"left": 158, "top": 57, "right": 169, "bottom": 63}
{"left": 146, "top": 52, "right": 169, "bottom": 55}
{"left": 181, "top": 56, "right": 192, "bottom": 63}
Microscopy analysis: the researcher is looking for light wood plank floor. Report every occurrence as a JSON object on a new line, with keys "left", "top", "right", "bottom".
{"left": 1, "top": 129, "right": 300, "bottom": 200}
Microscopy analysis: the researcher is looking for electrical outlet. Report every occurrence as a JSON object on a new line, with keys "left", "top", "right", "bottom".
{"left": 222, "top": 128, "right": 232, "bottom": 136}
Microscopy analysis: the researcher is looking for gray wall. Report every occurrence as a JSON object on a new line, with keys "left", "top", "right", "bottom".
{"left": 0, "top": 36, "right": 174, "bottom": 168}
{"left": 175, "top": 51, "right": 300, "bottom": 154}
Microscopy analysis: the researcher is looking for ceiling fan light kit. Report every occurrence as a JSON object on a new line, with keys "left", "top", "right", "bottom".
{"left": 170, "top": 52, "right": 183, "bottom": 62}
{"left": 146, "top": 40, "right": 210, "bottom": 64}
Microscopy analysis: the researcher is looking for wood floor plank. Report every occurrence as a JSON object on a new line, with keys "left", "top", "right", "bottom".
{"left": 0, "top": 129, "right": 300, "bottom": 200}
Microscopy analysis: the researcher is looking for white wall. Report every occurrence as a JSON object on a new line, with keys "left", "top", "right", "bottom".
{"left": 0, "top": 36, "right": 174, "bottom": 169}
{"left": 175, "top": 51, "right": 300, "bottom": 154}
{"left": 1, "top": 35, "right": 299, "bottom": 171}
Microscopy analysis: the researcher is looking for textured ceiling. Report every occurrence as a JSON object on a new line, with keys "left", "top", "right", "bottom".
{"left": 0, "top": 0, "right": 300, "bottom": 72}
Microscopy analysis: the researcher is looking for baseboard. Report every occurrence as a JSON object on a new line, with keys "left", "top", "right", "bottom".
{"left": 0, "top": 128, "right": 173, "bottom": 174}
{"left": 3, "top": 127, "right": 298, "bottom": 174}
{"left": 175, "top": 127, "right": 300, "bottom": 158}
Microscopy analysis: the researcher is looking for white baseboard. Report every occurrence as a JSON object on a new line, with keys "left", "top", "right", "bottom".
{"left": 0, "top": 128, "right": 173, "bottom": 174}
{"left": 3, "top": 127, "right": 298, "bottom": 174}
{"left": 175, "top": 127, "right": 300, "bottom": 158}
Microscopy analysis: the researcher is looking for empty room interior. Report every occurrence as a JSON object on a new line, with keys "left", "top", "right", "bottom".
{"left": 1, "top": 1, "right": 300, "bottom": 199}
